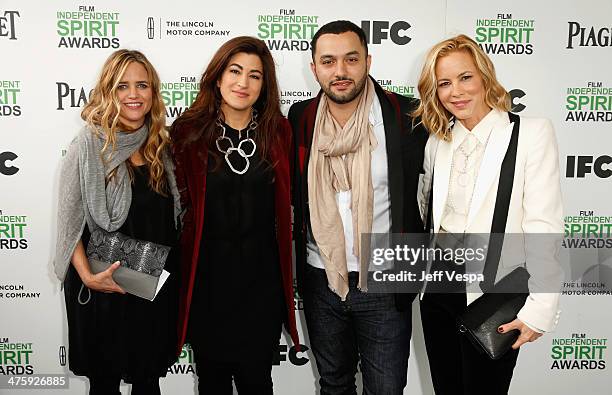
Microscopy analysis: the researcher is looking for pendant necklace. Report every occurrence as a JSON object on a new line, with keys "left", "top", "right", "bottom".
{"left": 215, "top": 109, "right": 258, "bottom": 175}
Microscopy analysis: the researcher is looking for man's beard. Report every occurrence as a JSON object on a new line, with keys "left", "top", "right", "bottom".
{"left": 321, "top": 73, "right": 368, "bottom": 104}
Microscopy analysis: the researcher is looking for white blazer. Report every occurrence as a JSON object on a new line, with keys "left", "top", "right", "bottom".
{"left": 419, "top": 110, "right": 564, "bottom": 332}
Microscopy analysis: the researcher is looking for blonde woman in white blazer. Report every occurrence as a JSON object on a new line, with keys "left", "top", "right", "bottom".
{"left": 412, "top": 34, "right": 563, "bottom": 395}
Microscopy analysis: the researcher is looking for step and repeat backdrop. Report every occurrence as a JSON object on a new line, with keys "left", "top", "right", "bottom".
{"left": 1, "top": 0, "right": 611, "bottom": 394}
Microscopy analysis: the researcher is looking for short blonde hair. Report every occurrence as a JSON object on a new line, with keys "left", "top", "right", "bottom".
{"left": 81, "top": 49, "right": 169, "bottom": 194}
{"left": 412, "top": 34, "right": 510, "bottom": 140}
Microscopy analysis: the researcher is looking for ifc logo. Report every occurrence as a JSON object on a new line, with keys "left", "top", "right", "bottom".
{"left": 361, "top": 21, "right": 411, "bottom": 45}
{"left": 0, "top": 151, "right": 19, "bottom": 176}
{"left": 566, "top": 156, "right": 612, "bottom": 178}
{"left": 509, "top": 89, "right": 526, "bottom": 113}
{"left": 274, "top": 344, "right": 309, "bottom": 366}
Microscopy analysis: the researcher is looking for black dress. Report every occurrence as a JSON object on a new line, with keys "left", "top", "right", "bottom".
{"left": 64, "top": 165, "right": 179, "bottom": 382}
{"left": 187, "top": 122, "right": 284, "bottom": 362}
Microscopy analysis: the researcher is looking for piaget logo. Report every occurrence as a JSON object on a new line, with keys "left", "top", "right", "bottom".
{"left": 0, "top": 210, "right": 28, "bottom": 250}
{"left": 0, "top": 80, "right": 21, "bottom": 117}
{"left": 56, "top": 5, "right": 120, "bottom": 48}
{"left": 377, "top": 79, "right": 415, "bottom": 98}
{"left": 565, "top": 82, "right": 612, "bottom": 122}
{"left": 567, "top": 22, "right": 612, "bottom": 49}
{"left": 167, "top": 344, "right": 195, "bottom": 374}
{"left": 56, "top": 82, "right": 92, "bottom": 111}
{"left": 0, "top": 10, "right": 19, "bottom": 40}
{"left": 257, "top": 9, "right": 319, "bottom": 51}
{"left": 475, "top": 13, "right": 534, "bottom": 55}
{"left": 0, "top": 338, "right": 34, "bottom": 375}
{"left": 161, "top": 77, "right": 199, "bottom": 120}
{"left": 551, "top": 333, "right": 607, "bottom": 370}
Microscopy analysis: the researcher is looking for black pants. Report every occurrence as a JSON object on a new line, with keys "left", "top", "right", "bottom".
{"left": 420, "top": 292, "right": 520, "bottom": 395}
{"left": 88, "top": 376, "right": 160, "bottom": 395}
{"left": 192, "top": 343, "right": 274, "bottom": 395}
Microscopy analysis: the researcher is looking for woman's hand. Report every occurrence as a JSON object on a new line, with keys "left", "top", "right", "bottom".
{"left": 498, "top": 318, "right": 542, "bottom": 349}
{"left": 83, "top": 261, "right": 126, "bottom": 294}
{"left": 71, "top": 240, "right": 125, "bottom": 294}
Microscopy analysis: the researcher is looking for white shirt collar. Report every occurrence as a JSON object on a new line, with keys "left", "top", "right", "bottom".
{"left": 452, "top": 108, "right": 505, "bottom": 145}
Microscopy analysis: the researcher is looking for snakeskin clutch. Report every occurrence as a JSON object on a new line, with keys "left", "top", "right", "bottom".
{"left": 86, "top": 229, "right": 170, "bottom": 277}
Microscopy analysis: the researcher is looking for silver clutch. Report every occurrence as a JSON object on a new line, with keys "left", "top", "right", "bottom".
{"left": 86, "top": 229, "right": 170, "bottom": 276}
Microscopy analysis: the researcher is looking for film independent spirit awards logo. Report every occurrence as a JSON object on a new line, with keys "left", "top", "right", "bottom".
{"left": 0, "top": 80, "right": 21, "bottom": 117}
{"left": 475, "top": 12, "right": 535, "bottom": 55}
{"left": 256, "top": 9, "right": 413, "bottom": 51}
{"left": 0, "top": 337, "right": 35, "bottom": 375}
{"left": 56, "top": 5, "right": 120, "bottom": 49}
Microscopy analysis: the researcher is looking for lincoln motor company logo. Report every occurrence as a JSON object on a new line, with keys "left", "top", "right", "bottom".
{"left": 146, "top": 16, "right": 229, "bottom": 39}
{"left": 147, "top": 17, "right": 155, "bottom": 39}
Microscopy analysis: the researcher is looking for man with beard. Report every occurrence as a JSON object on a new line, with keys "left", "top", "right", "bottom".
{"left": 288, "top": 20, "right": 428, "bottom": 394}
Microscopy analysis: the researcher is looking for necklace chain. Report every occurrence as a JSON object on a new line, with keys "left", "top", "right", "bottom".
{"left": 447, "top": 134, "right": 483, "bottom": 215}
{"left": 215, "top": 109, "right": 258, "bottom": 175}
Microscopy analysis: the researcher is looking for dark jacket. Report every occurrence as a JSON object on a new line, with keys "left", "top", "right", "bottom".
{"left": 288, "top": 77, "right": 428, "bottom": 310}
{"left": 171, "top": 117, "right": 299, "bottom": 355}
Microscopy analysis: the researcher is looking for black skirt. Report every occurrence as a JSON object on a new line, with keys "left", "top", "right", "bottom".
{"left": 63, "top": 166, "right": 179, "bottom": 382}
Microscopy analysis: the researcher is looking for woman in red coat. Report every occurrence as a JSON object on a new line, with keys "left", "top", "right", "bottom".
{"left": 171, "top": 36, "right": 299, "bottom": 394}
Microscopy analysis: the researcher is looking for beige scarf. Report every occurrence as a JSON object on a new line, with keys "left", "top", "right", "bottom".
{"left": 308, "top": 78, "right": 377, "bottom": 300}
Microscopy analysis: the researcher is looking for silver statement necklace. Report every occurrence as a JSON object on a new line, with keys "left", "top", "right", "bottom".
{"left": 215, "top": 109, "right": 258, "bottom": 175}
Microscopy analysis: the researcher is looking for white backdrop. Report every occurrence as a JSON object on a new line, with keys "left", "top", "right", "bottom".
{"left": 1, "top": 0, "right": 611, "bottom": 394}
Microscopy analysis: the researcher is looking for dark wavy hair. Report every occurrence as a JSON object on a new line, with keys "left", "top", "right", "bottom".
{"left": 172, "top": 36, "right": 281, "bottom": 168}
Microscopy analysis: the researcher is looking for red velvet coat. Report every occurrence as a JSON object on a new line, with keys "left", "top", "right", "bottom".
{"left": 171, "top": 117, "right": 299, "bottom": 356}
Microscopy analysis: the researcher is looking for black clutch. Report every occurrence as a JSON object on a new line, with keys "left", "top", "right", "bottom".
{"left": 85, "top": 228, "right": 171, "bottom": 300}
{"left": 455, "top": 113, "right": 532, "bottom": 360}
{"left": 457, "top": 267, "right": 530, "bottom": 360}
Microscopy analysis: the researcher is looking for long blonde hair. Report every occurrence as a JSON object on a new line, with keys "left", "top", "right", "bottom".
{"left": 81, "top": 49, "right": 168, "bottom": 194}
{"left": 412, "top": 34, "right": 511, "bottom": 140}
